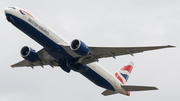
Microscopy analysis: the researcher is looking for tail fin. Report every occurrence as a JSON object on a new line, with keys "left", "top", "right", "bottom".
{"left": 115, "top": 62, "right": 134, "bottom": 84}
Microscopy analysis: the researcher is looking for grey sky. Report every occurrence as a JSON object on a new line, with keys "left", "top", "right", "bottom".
{"left": 0, "top": 0, "right": 179, "bottom": 101}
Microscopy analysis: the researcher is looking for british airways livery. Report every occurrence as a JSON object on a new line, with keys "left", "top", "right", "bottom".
{"left": 5, "top": 6, "right": 174, "bottom": 96}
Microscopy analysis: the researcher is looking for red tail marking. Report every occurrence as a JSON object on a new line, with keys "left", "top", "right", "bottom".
{"left": 115, "top": 73, "right": 124, "bottom": 84}
{"left": 120, "top": 65, "right": 133, "bottom": 73}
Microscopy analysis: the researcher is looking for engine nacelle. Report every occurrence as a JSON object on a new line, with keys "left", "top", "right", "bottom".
{"left": 21, "top": 46, "right": 38, "bottom": 62}
{"left": 70, "top": 39, "right": 89, "bottom": 56}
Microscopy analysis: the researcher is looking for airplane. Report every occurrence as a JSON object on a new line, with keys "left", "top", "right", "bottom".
{"left": 4, "top": 6, "right": 175, "bottom": 96}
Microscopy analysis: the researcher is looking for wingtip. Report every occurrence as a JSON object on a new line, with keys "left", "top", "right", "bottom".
{"left": 167, "top": 45, "right": 176, "bottom": 48}
{"left": 11, "top": 65, "right": 15, "bottom": 68}
{"left": 149, "top": 86, "right": 159, "bottom": 90}
{"left": 155, "top": 87, "right": 159, "bottom": 90}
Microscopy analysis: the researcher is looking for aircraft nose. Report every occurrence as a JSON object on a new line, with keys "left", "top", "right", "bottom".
{"left": 4, "top": 7, "right": 15, "bottom": 23}
{"left": 4, "top": 7, "right": 10, "bottom": 14}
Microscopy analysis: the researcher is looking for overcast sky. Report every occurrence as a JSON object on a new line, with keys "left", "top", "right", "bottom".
{"left": 0, "top": 0, "right": 180, "bottom": 101}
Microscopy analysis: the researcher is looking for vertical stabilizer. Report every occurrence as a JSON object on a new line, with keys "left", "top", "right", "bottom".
{"left": 115, "top": 62, "right": 134, "bottom": 84}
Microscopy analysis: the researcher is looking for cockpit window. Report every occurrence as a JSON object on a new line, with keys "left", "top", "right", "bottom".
{"left": 8, "top": 6, "right": 16, "bottom": 9}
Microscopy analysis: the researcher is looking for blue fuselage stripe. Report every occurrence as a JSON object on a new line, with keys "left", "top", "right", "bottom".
{"left": 6, "top": 14, "right": 115, "bottom": 91}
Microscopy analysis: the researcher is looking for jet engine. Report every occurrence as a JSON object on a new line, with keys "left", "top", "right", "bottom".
{"left": 21, "top": 46, "right": 38, "bottom": 62}
{"left": 70, "top": 39, "right": 89, "bottom": 56}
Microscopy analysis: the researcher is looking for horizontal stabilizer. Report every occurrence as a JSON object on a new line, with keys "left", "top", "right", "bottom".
{"left": 121, "top": 85, "right": 158, "bottom": 91}
{"left": 101, "top": 89, "right": 117, "bottom": 96}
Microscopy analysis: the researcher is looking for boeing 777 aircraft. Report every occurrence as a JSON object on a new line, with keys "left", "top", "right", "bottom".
{"left": 5, "top": 6, "right": 174, "bottom": 96}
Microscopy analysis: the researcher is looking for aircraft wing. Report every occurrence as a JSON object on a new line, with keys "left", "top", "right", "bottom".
{"left": 11, "top": 48, "right": 59, "bottom": 68}
{"left": 62, "top": 45, "right": 175, "bottom": 65}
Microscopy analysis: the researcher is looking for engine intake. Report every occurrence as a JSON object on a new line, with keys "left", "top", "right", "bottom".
{"left": 21, "top": 46, "right": 38, "bottom": 62}
{"left": 70, "top": 39, "right": 89, "bottom": 56}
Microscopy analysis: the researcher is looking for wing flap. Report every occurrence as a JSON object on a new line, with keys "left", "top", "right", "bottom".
{"left": 121, "top": 85, "right": 158, "bottom": 91}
